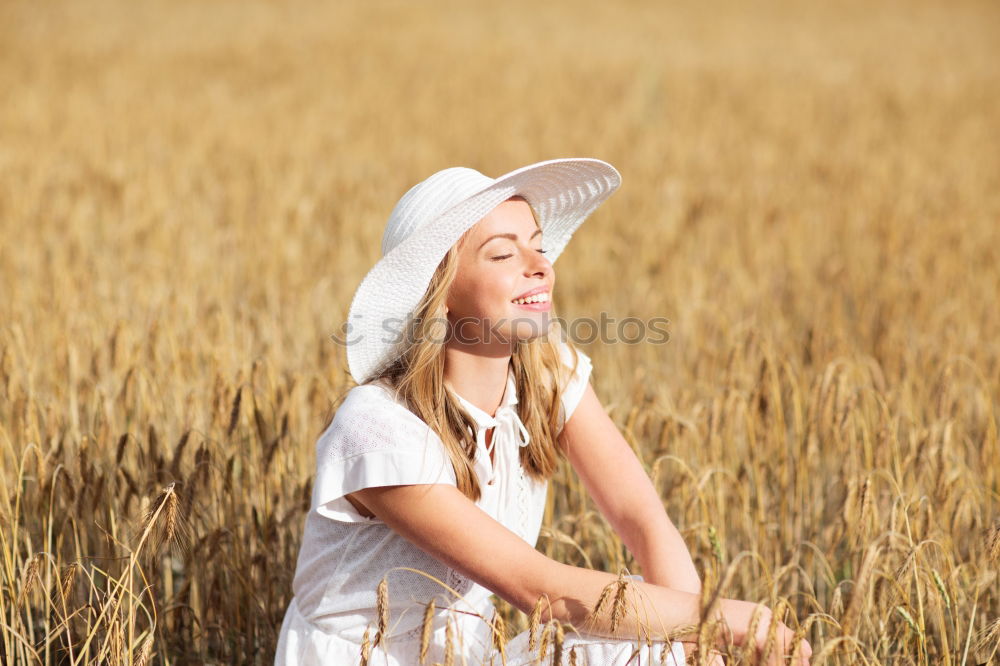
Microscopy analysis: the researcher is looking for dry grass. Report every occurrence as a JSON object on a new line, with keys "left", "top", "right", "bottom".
{"left": 1, "top": 0, "right": 998, "bottom": 663}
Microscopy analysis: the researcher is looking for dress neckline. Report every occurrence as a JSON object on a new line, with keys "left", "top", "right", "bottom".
{"left": 444, "top": 365, "right": 519, "bottom": 429}
{"left": 444, "top": 365, "right": 530, "bottom": 485}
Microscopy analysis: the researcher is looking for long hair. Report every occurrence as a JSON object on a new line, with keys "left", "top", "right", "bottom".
{"left": 363, "top": 196, "right": 584, "bottom": 503}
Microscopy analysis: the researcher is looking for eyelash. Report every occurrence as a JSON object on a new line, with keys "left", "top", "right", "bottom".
{"left": 491, "top": 249, "right": 547, "bottom": 262}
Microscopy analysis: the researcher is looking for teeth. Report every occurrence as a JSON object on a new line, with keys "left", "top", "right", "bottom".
{"left": 512, "top": 292, "right": 550, "bottom": 305}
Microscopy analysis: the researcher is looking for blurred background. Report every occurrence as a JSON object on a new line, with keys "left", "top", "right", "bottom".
{"left": 1, "top": 0, "right": 998, "bottom": 663}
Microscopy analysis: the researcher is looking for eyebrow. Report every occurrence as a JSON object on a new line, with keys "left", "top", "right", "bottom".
{"left": 478, "top": 228, "right": 542, "bottom": 250}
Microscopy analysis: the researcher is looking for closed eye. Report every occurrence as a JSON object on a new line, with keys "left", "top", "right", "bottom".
{"left": 491, "top": 249, "right": 547, "bottom": 262}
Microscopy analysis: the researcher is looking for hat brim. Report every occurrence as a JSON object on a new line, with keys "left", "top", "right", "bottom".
{"left": 345, "top": 158, "right": 621, "bottom": 384}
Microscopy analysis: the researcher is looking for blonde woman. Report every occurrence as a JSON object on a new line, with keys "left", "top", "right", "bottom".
{"left": 274, "top": 158, "right": 812, "bottom": 665}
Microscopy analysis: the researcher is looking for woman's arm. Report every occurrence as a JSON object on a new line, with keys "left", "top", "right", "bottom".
{"left": 350, "top": 482, "right": 810, "bottom": 663}
{"left": 352, "top": 482, "right": 699, "bottom": 637}
{"left": 557, "top": 383, "right": 702, "bottom": 594}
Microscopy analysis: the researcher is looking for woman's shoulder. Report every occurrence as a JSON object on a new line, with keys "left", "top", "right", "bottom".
{"left": 317, "top": 381, "right": 439, "bottom": 461}
{"left": 554, "top": 337, "right": 593, "bottom": 383}
{"left": 552, "top": 338, "right": 595, "bottom": 429}
{"left": 340, "top": 379, "right": 397, "bottom": 406}
{"left": 329, "top": 381, "right": 421, "bottom": 429}
{"left": 333, "top": 379, "right": 410, "bottom": 414}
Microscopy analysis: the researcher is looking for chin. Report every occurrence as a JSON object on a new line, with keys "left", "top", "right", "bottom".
{"left": 508, "top": 312, "right": 552, "bottom": 343}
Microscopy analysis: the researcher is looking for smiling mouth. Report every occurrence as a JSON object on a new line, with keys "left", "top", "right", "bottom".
{"left": 511, "top": 292, "right": 550, "bottom": 305}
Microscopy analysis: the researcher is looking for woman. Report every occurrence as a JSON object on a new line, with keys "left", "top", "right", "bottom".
{"left": 275, "top": 158, "right": 812, "bottom": 665}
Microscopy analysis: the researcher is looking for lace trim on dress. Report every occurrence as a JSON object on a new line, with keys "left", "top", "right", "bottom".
{"left": 397, "top": 621, "right": 425, "bottom": 642}
{"left": 446, "top": 566, "right": 475, "bottom": 598}
{"left": 516, "top": 461, "right": 530, "bottom": 541}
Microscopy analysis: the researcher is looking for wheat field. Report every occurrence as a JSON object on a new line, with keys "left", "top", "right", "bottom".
{"left": 1, "top": 0, "right": 998, "bottom": 663}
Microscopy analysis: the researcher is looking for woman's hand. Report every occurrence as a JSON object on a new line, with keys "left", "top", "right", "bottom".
{"left": 679, "top": 602, "right": 810, "bottom": 665}
{"left": 723, "top": 600, "right": 812, "bottom": 665}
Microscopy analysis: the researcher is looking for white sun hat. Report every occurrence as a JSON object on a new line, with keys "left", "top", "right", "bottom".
{"left": 344, "top": 157, "right": 622, "bottom": 385}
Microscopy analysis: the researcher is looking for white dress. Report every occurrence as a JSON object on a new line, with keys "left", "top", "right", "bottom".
{"left": 274, "top": 343, "right": 686, "bottom": 665}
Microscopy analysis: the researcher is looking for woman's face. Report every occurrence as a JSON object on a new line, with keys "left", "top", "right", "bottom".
{"left": 446, "top": 197, "right": 554, "bottom": 348}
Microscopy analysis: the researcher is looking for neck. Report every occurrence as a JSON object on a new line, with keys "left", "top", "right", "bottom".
{"left": 442, "top": 345, "right": 512, "bottom": 418}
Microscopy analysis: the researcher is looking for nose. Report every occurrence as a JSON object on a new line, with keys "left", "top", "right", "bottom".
{"left": 524, "top": 246, "right": 552, "bottom": 278}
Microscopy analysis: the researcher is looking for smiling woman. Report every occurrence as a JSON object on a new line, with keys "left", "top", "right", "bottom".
{"left": 446, "top": 197, "right": 554, "bottom": 351}
{"left": 274, "top": 158, "right": 810, "bottom": 665}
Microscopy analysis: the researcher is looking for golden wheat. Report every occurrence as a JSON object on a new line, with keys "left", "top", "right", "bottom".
{"left": 1, "top": 0, "right": 998, "bottom": 663}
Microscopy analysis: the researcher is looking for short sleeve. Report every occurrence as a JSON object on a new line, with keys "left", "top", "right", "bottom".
{"left": 556, "top": 341, "right": 594, "bottom": 432}
{"left": 311, "top": 385, "right": 458, "bottom": 523}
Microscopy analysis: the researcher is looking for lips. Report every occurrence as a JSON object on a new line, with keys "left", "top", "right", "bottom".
{"left": 512, "top": 285, "right": 550, "bottom": 301}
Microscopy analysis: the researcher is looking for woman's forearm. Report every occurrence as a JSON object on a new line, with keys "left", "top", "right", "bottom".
{"left": 540, "top": 562, "right": 754, "bottom": 646}
{"left": 541, "top": 563, "right": 700, "bottom": 640}
{"left": 615, "top": 504, "right": 702, "bottom": 594}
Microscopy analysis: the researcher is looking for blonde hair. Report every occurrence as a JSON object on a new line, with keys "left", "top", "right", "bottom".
{"left": 363, "top": 196, "right": 584, "bottom": 502}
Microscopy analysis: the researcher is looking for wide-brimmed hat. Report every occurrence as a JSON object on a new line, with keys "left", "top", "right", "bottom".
{"left": 344, "top": 157, "right": 622, "bottom": 385}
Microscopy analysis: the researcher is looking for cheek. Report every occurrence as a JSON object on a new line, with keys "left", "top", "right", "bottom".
{"left": 448, "top": 271, "right": 514, "bottom": 316}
